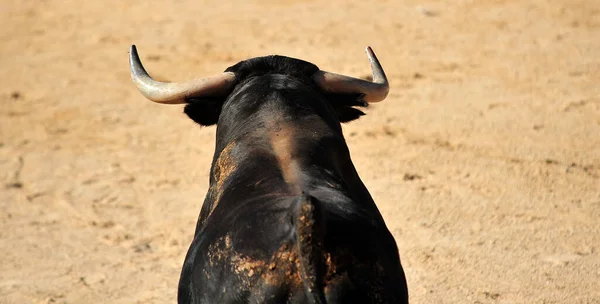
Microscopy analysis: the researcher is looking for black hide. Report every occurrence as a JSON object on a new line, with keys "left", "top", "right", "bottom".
{"left": 176, "top": 55, "right": 408, "bottom": 304}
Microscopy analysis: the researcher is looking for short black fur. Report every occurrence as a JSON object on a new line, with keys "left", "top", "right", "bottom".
{"left": 176, "top": 54, "right": 408, "bottom": 304}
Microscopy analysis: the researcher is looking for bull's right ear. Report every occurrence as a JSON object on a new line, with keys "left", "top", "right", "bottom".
{"left": 183, "top": 97, "right": 225, "bottom": 126}
{"left": 324, "top": 93, "right": 369, "bottom": 123}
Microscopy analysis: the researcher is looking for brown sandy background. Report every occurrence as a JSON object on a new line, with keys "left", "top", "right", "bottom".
{"left": 1, "top": 0, "right": 599, "bottom": 303}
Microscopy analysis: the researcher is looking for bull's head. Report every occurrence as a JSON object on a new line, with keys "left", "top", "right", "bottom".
{"left": 129, "top": 46, "right": 389, "bottom": 125}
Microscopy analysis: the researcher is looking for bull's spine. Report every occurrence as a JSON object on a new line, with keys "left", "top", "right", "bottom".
{"left": 295, "top": 193, "right": 326, "bottom": 304}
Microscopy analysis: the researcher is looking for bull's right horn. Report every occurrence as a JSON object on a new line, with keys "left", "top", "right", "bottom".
{"left": 313, "top": 46, "right": 389, "bottom": 103}
{"left": 129, "top": 45, "right": 236, "bottom": 104}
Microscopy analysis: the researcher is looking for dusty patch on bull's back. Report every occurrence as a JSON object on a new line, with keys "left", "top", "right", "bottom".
{"left": 262, "top": 243, "right": 303, "bottom": 288}
{"left": 204, "top": 231, "right": 389, "bottom": 300}
{"left": 213, "top": 141, "right": 237, "bottom": 190}
{"left": 209, "top": 141, "right": 238, "bottom": 214}
{"left": 207, "top": 235, "right": 304, "bottom": 293}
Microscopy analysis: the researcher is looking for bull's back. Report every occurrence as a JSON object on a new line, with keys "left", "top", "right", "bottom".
{"left": 178, "top": 194, "right": 408, "bottom": 304}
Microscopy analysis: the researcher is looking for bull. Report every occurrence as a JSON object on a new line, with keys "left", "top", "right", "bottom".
{"left": 129, "top": 45, "right": 409, "bottom": 303}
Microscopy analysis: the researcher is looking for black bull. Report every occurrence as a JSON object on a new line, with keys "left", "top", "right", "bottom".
{"left": 129, "top": 46, "right": 409, "bottom": 303}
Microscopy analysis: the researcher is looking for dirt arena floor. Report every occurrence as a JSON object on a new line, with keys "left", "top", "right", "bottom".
{"left": 1, "top": 0, "right": 599, "bottom": 303}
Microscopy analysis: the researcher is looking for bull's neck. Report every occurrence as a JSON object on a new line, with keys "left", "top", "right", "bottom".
{"left": 212, "top": 115, "right": 348, "bottom": 197}
{"left": 198, "top": 113, "right": 382, "bottom": 232}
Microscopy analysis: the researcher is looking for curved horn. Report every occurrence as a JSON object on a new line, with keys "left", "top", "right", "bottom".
{"left": 313, "top": 46, "right": 389, "bottom": 103}
{"left": 129, "top": 45, "right": 236, "bottom": 104}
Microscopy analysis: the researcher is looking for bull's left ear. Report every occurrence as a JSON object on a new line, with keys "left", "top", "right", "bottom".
{"left": 324, "top": 93, "right": 368, "bottom": 123}
{"left": 183, "top": 97, "right": 225, "bottom": 126}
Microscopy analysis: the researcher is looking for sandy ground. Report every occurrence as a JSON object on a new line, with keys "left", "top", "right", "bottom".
{"left": 1, "top": 0, "right": 599, "bottom": 303}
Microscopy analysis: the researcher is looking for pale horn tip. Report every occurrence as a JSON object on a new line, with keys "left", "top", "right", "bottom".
{"left": 364, "top": 46, "right": 381, "bottom": 68}
{"left": 129, "top": 45, "right": 141, "bottom": 70}
{"left": 129, "top": 45, "right": 137, "bottom": 59}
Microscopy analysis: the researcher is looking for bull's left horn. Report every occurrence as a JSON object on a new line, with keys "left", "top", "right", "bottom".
{"left": 129, "top": 45, "right": 236, "bottom": 104}
{"left": 313, "top": 46, "right": 389, "bottom": 103}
